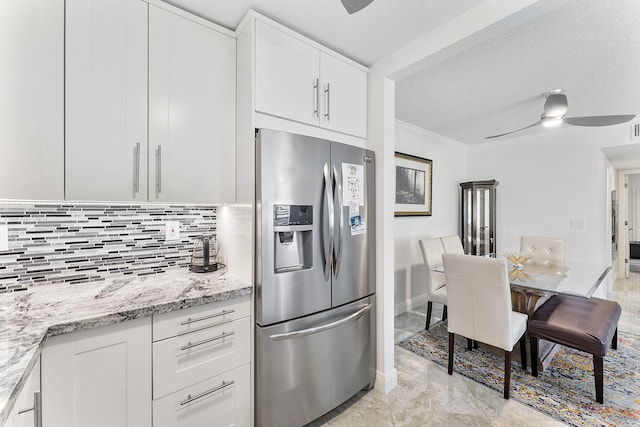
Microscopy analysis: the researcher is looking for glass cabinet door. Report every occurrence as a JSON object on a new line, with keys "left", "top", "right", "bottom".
{"left": 460, "top": 180, "right": 498, "bottom": 256}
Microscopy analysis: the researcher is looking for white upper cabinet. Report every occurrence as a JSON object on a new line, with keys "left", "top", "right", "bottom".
{"left": 319, "top": 52, "right": 367, "bottom": 138}
{"left": 253, "top": 20, "right": 367, "bottom": 139}
{"left": 64, "top": 1, "right": 237, "bottom": 204}
{"left": 149, "top": 6, "right": 236, "bottom": 203}
{"left": 255, "top": 22, "right": 320, "bottom": 127}
{"left": 0, "top": 0, "right": 64, "bottom": 200}
{"left": 65, "top": 0, "right": 148, "bottom": 202}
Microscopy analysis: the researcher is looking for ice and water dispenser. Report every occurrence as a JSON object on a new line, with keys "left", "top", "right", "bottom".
{"left": 273, "top": 204, "right": 313, "bottom": 273}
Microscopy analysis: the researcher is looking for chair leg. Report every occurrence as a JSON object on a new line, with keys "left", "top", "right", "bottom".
{"left": 594, "top": 354, "right": 604, "bottom": 404}
{"left": 425, "top": 301, "right": 433, "bottom": 330}
{"left": 504, "top": 350, "right": 511, "bottom": 399}
{"left": 473, "top": 340, "right": 479, "bottom": 349}
{"left": 530, "top": 336, "right": 539, "bottom": 377}
{"left": 519, "top": 334, "right": 527, "bottom": 371}
{"left": 611, "top": 327, "right": 618, "bottom": 350}
{"left": 467, "top": 338, "right": 473, "bottom": 350}
{"left": 442, "top": 305, "right": 448, "bottom": 322}
{"left": 448, "top": 333, "right": 455, "bottom": 375}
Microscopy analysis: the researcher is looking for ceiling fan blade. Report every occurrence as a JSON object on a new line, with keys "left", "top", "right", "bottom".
{"left": 340, "top": 0, "right": 374, "bottom": 14}
{"left": 565, "top": 115, "right": 636, "bottom": 127}
{"left": 543, "top": 93, "right": 568, "bottom": 118}
{"left": 485, "top": 121, "right": 542, "bottom": 139}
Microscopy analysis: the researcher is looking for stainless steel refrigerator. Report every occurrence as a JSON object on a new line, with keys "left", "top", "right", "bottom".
{"left": 255, "top": 129, "right": 376, "bottom": 427}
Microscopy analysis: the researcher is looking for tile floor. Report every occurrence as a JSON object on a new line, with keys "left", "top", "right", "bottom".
{"left": 309, "top": 273, "right": 639, "bottom": 426}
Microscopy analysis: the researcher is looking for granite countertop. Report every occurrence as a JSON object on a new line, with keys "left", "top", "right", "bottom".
{"left": 0, "top": 268, "right": 252, "bottom": 425}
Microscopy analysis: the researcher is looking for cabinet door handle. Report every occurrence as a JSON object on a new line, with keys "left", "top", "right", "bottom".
{"left": 179, "top": 380, "right": 235, "bottom": 406}
{"left": 132, "top": 143, "right": 141, "bottom": 197}
{"left": 324, "top": 83, "right": 330, "bottom": 121}
{"left": 35, "top": 391, "right": 41, "bottom": 427}
{"left": 18, "top": 391, "right": 41, "bottom": 427}
{"left": 155, "top": 145, "right": 162, "bottom": 196}
{"left": 180, "top": 331, "right": 234, "bottom": 351}
{"left": 313, "top": 78, "right": 319, "bottom": 118}
{"left": 180, "top": 309, "right": 235, "bottom": 326}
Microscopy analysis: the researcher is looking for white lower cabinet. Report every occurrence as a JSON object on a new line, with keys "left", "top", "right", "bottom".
{"left": 5, "top": 358, "right": 41, "bottom": 427}
{"left": 37, "top": 297, "right": 250, "bottom": 427}
{"left": 152, "top": 296, "right": 251, "bottom": 427}
{"left": 41, "top": 317, "right": 152, "bottom": 427}
{"left": 152, "top": 364, "right": 250, "bottom": 427}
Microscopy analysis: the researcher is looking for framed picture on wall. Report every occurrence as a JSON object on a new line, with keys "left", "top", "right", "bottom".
{"left": 394, "top": 152, "right": 432, "bottom": 216}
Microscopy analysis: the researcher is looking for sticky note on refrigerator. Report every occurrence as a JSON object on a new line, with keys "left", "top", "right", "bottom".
{"left": 342, "top": 163, "right": 364, "bottom": 206}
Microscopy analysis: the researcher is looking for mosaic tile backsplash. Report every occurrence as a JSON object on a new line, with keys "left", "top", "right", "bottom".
{"left": 0, "top": 203, "right": 217, "bottom": 287}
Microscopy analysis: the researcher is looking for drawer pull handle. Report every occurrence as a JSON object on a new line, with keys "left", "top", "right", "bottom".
{"left": 180, "top": 380, "right": 235, "bottom": 406}
{"left": 181, "top": 309, "right": 235, "bottom": 326}
{"left": 180, "top": 331, "right": 235, "bottom": 351}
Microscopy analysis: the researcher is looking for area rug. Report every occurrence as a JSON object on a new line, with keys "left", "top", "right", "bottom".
{"left": 398, "top": 322, "right": 640, "bottom": 427}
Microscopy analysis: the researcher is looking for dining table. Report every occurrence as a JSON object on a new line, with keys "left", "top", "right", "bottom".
{"left": 435, "top": 258, "right": 613, "bottom": 370}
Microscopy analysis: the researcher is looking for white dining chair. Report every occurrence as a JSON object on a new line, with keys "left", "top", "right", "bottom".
{"left": 418, "top": 238, "right": 447, "bottom": 330}
{"left": 443, "top": 253, "right": 528, "bottom": 399}
{"left": 520, "top": 236, "right": 565, "bottom": 267}
{"left": 440, "top": 235, "right": 465, "bottom": 254}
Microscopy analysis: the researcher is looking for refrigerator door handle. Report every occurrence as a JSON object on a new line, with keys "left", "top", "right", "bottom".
{"left": 269, "top": 303, "right": 372, "bottom": 341}
{"left": 323, "top": 163, "right": 334, "bottom": 281}
{"left": 333, "top": 165, "right": 344, "bottom": 278}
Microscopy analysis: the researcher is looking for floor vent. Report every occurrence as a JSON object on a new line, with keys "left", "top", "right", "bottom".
{"left": 632, "top": 122, "right": 640, "bottom": 140}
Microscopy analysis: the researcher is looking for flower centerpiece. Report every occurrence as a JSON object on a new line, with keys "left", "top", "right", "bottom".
{"left": 504, "top": 252, "right": 530, "bottom": 270}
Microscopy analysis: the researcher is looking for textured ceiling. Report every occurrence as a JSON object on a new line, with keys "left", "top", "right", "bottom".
{"left": 163, "top": 0, "right": 484, "bottom": 67}
{"left": 395, "top": 0, "right": 640, "bottom": 146}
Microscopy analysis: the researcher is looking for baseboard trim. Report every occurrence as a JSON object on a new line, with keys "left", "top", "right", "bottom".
{"left": 373, "top": 367, "right": 398, "bottom": 394}
{"left": 394, "top": 294, "right": 427, "bottom": 316}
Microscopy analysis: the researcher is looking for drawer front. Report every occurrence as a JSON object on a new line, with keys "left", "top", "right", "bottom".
{"left": 153, "top": 363, "right": 250, "bottom": 427}
{"left": 153, "top": 316, "right": 250, "bottom": 399}
{"left": 153, "top": 296, "right": 250, "bottom": 342}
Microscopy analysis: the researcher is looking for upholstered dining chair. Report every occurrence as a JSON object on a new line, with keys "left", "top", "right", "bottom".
{"left": 418, "top": 238, "right": 447, "bottom": 330}
{"left": 442, "top": 253, "right": 528, "bottom": 399}
{"left": 440, "top": 235, "right": 465, "bottom": 254}
{"left": 520, "top": 236, "right": 565, "bottom": 267}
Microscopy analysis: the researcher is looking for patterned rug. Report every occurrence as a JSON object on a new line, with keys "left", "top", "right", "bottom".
{"left": 398, "top": 322, "right": 640, "bottom": 427}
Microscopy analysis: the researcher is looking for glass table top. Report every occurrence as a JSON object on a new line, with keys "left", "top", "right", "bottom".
{"left": 433, "top": 260, "right": 612, "bottom": 299}
{"left": 507, "top": 262, "right": 611, "bottom": 298}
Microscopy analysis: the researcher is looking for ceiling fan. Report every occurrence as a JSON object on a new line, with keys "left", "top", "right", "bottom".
{"left": 485, "top": 89, "right": 636, "bottom": 139}
{"left": 340, "top": 0, "right": 374, "bottom": 14}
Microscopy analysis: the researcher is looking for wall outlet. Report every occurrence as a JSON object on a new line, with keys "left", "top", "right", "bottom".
{"left": 570, "top": 218, "right": 585, "bottom": 229}
{"left": 165, "top": 221, "right": 180, "bottom": 241}
{"left": 0, "top": 223, "right": 8, "bottom": 251}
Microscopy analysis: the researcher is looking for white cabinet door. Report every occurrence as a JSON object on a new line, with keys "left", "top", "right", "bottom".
{"left": 152, "top": 364, "right": 250, "bottom": 427}
{"left": 319, "top": 53, "right": 367, "bottom": 138}
{"left": 6, "top": 358, "right": 40, "bottom": 427}
{"left": 41, "top": 317, "right": 152, "bottom": 427}
{"left": 253, "top": 20, "right": 367, "bottom": 139}
{"left": 0, "top": 0, "right": 64, "bottom": 200}
{"left": 65, "top": 0, "right": 148, "bottom": 201}
{"left": 255, "top": 21, "right": 320, "bottom": 127}
{"left": 149, "top": 6, "right": 236, "bottom": 203}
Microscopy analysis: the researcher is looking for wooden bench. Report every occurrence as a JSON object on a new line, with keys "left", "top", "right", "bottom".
{"left": 528, "top": 294, "right": 621, "bottom": 404}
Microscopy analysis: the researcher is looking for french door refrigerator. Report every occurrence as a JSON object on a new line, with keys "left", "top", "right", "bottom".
{"left": 255, "top": 129, "right": 376, "bottom": 427}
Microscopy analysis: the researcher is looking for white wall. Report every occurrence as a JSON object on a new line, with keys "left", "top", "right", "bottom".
{"left": 394, "top": 121, "right": 468, "bottom": 314}
{"left": 467, "top": 125, "right": 629, "bottom": 266}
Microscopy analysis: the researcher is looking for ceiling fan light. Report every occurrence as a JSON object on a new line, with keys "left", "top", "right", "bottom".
{"left": 340, "top": 0, "right": 374, "bottom": 14}
{"left": 542, "top": 117, "right": 563, "bottom": 128}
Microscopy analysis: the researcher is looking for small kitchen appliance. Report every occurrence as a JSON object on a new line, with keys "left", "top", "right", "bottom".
{"left": 190, "top": 235, "right": 219, "bottom": 272}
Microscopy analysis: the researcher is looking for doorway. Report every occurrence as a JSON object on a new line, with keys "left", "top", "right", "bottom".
{"left": 616, "top": 169, "right": 640, "bottom": 278}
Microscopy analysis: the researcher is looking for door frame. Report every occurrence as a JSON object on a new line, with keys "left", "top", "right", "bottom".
{"left": 617, "top": 169, "right": 640, "bottom": 278}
